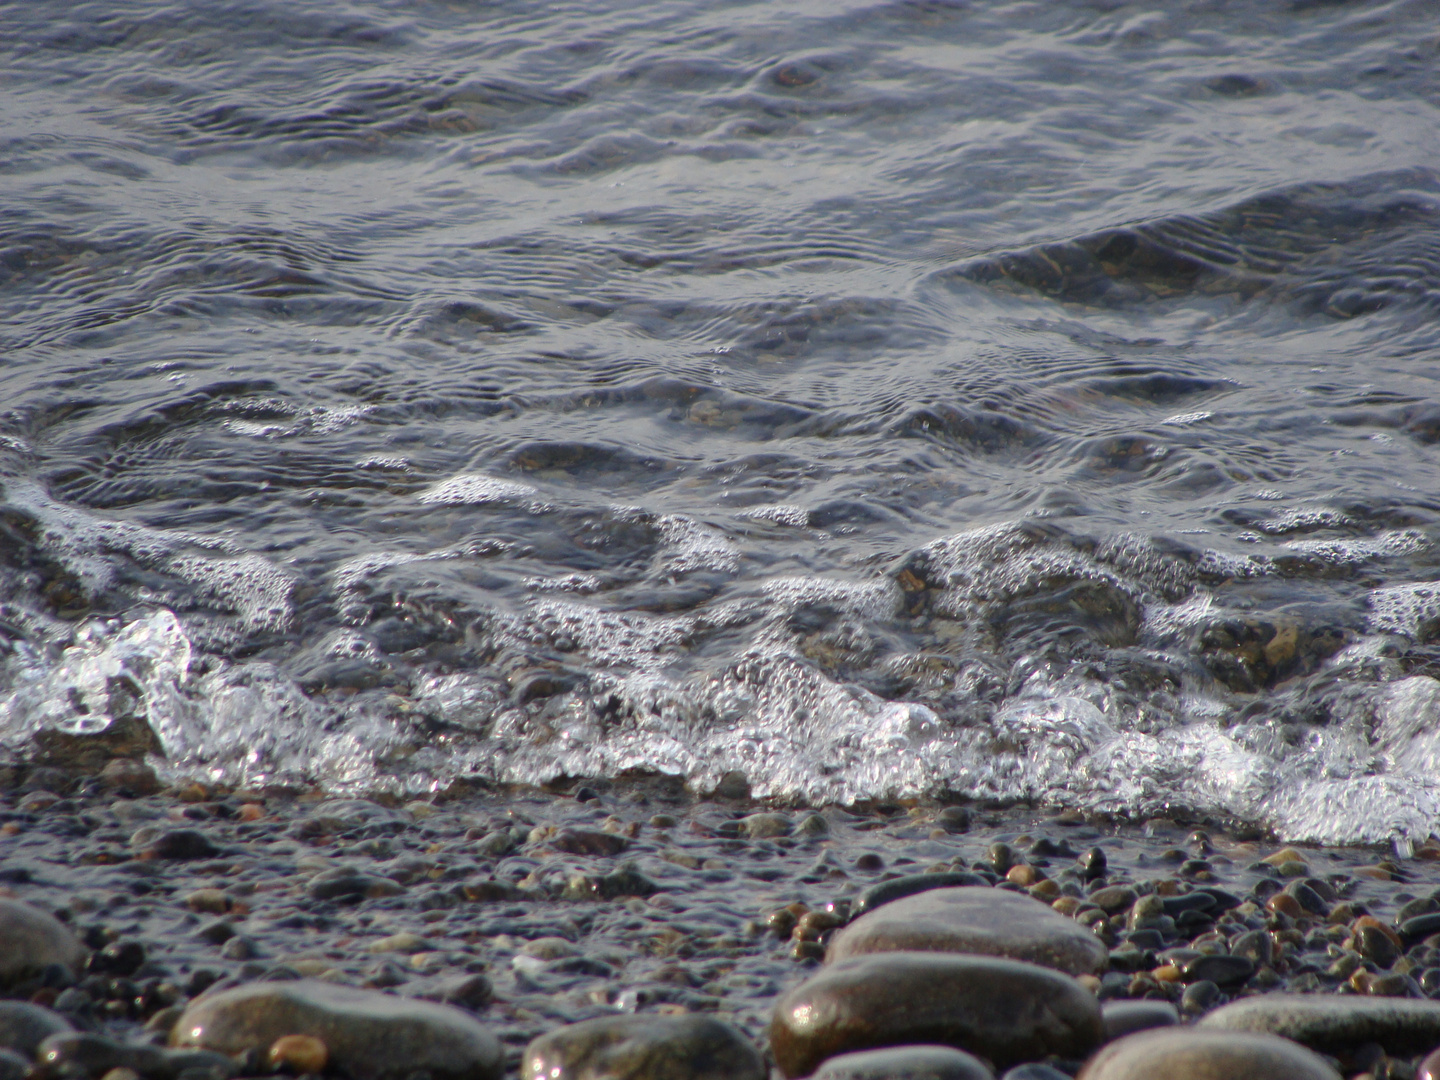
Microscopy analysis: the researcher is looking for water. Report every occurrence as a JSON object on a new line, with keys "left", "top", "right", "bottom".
{"left": 3, "top": 0, "right": 1440, "bottom": 845}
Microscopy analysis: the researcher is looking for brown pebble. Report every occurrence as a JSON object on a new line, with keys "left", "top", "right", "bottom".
{"left": 1355, "top": 866, "right": 1394, "bottom": 881}
{"left": 1029, "top": 879, "right": 1061, "bottom": 900}
{"left": 767, "top": 909, "right": 799, "bottom": 936}
{"left": 1007, "top": 865, "right": 1042, "bottom": 887}
{"left": 1266, "top": 893, "right": 1304, "bottom": 919}
{"left": 238, "top": 804, "right": 264, "bottom": 822}
{"left": 1417, "top": 1046, "right": 1440, "bottom": 1080}
{"left": 1353, "top": 916, "right": 1403, "bottom": 951}
{"left": 1262, "top": 847, "right": 1306, "bottom": 867}
{"left": 100, "top": 1069, "right": 140, "bottom": 1080}
{"left": 1152, "top": 965, "right": 1181, "bottom": 984}
{"left": 186, "top": 889, "right": 231, "bottom": 915}
{"left": 269, "top": 1034, "right": 329, "bottom": 1074}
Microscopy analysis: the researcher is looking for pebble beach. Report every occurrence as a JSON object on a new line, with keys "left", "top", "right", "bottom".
{"left": 5, "top": 761, "right": 1440, "bottom": 1080}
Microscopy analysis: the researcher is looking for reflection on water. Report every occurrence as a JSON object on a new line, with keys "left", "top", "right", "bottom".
{"left": 3, "top": 0, "right": 1440, "bottom": 843}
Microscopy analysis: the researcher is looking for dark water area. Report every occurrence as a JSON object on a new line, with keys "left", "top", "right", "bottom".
{"left": 3, "top": 0, "right": 1440, "bottom": 844}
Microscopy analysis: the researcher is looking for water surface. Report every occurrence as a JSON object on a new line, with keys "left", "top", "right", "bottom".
{"left": 4, "top": 0, "right": 1440, "bottom": 843}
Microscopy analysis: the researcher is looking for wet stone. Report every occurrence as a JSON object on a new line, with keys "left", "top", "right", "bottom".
{"left": 0, "top": 1001, "right": 74, "bottom": 1056}
{"left": 1181, "top": 980, "right": 1222, "bottom": 1016}
{"left": 170, "top": 978, "right": 502, "bottom": 1080}
{"left": 1356, "top": 924, "right": 1401, "bottom": 968}
{"left": 268, "top": 1034, "right": 328, "bottom": 1074}
{"left": 739, "top": 813, "right": 791, "bottom": 839}
{"left": 0, "top": 1051, "right": 25, "bottom": 1080}
{"left": 770, "top": 951, "right": 1103, "bottom": 1078}
{"left": 1088, "top": 887, "right": 1137, "bottom": 915}
{"left": 1199, "top": 993, "right": 1440, "bottom": 1056}
{"left": 99, "top": 761, "right": 160, "bottom": 797}
{"left": 0, "top": 900, "right": 89, "bottom": 985}
{"left": 809, "top": 1044, "right": 995, "bottom": 1080}
{"left": 1076, "top": 1028, "right": 1341, "bottom": 1080}
{"left": 850, "top": 874, "right": 991, "bottom": 919}
{"left": 143, "top": 830, "right": 219, "bottom": 861}
{"left": 1101, "top": 1000, "right": 1178, "bottom": 1041}
{"left": 827, "top": 886, "right": 1109, "bottom": 976}
{"left": 1181, "top": 954, "right": 1254, "bottom": 987}
{"left": 1000, "top": 1066, "right": 1070, "bottom": 1080}
{"left": 549, "top": 829, "right": 630, "bottom": 856}
{"left": 1401, "top": 912, "right": 1440, "bottom": 944}
{"left": 36, "top": 1032, "right": 168, "bottom": 1079}
{"left": 307, "top": 868, "right": 403, "bottom": 902}
{"left": 524, "top": 1014, "right": 764, "bottom": 1080}
{"left": 562, "top": 864, "right": 658, "bottom": 900}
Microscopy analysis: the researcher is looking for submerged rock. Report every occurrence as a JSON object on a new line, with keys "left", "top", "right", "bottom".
{"left": 171, "top": 979, "right": 502, "bottom": 1080}
{"left": 1076, "top": 1028, "right": 1341, "bottom": 1080}
{"left": 827, "top": 886, "right": 1108, "bottom": 976}
{"left": 523, "top": 1014, "right": 764, "bottom": 1080}
{"left": 0, "top": 900, "right": 89, "bottom": 984}
{"left": 1198, "top": 994, "right": 1440, "bottom": 1056}
{"left": 770, "top": 951, "right": 1103, "bottom": 1078}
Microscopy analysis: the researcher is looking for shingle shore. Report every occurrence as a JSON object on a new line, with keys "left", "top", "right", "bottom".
{"left": 4, "top": 762, "right": 1440, "bottom": 1079}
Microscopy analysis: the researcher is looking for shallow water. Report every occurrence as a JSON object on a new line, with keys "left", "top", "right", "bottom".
{"left": 3, "top": 0, "right": 1440, "bottom": 844}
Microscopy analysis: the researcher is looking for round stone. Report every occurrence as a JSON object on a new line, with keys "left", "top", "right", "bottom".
{"left": 269, "top": 1034, "right": 328, "bottom": 1074}
{"left": 1001, "top": 1067, "right": 1070, "bottom": 1080}
{"left": 1199, "top": 994, "right": 1440, "bottom": 1056}
{"left": 1076, "top": 1028, "right": 1340, "bottom": 1080}
{"left": 770, "top": 951, "right": 1103, "bottom": 1078}
{"left": 171, "top": 979, "right": 502, "bottom": 1080}
{"left": 739, "top": 813, "right": 792, "bottom": 839}
{"left": 810, "top": 1045, "right": 994, "bottom": 1080}
{"left": 0, "top": 900, "right": 88, "bottom": 985}
{"left": 0, "top": 1002, "right": 74, "bottom": 1056}
{"left": 827, "top": 886, "right": 1109, "bottom": 976}
{"left": 850, "top": 875, "right": 992, "bottom": 919}
{"left": 523, "top": 1015, "right": 764, "bottom": 1080}
{"left": 1101, "top": 1000, "right": 1178, "bottom": 1041}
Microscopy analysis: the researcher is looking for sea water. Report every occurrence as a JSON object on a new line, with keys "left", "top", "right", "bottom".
{"left": 3, "top": 0, "right": 1440, "bottom": 844}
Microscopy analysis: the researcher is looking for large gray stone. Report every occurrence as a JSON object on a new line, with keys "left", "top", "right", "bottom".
{"left": 523, "top": 1015, "right": 764, "bottom": 1080}
{"left": 1199, "top": 994, "right": 1440, "bottom": 1056}
{"left": 0, "top": 1002, "right": 73, "bottom": 1056}
{"left": 0, "top": 900, "right": 88, "bottom": 985}
{"left": 171, "top": 979, "right": 502, "bottom": 1080}
{"left": 827, "top": 887, "right": 1108, "bottom": 976}
{"left": 770, "top": 951, "right": 1103, "bottom": 1078}
{"left": 811, "top": 1045, "right": 994, "bottom": 1080}
{"left": 1077, "top": 1028, "right": 1341, "bottom": 1080}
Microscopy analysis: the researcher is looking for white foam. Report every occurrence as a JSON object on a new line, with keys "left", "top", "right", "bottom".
{"left": 655, "top": 515, "right": 740, "bottom": 575}
{"left": 1, "top": 481, "right": 294, "bottom": 641}
{"left": 1286, "top": 529, "right": 1428, "bottom": 565}
{"left": 356, "top": 456, "right": 410, "bottom": 471}
{"left": 736, "top": 504, "right": 810, "bottom": 527}
{"left": 219, "top": 400, "right": 372, "bottom": 438}
{"left": 1161, "top": 411, "right": 1212, "bottom": 425}
{"left": 1259, "top": 507, "right": 1352, "bottom": 534}
{"left": 416, "top": 474, "right": 539, "bottom": 506}
{"left": 1368, "top": 581, "right": 1440, "bottom": 637}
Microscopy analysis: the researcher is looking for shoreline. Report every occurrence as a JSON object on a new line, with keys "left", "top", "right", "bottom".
{"left": 2, "top": 760, "right": 1440, "bottom": 1078}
